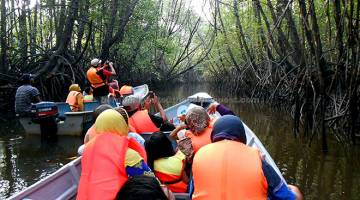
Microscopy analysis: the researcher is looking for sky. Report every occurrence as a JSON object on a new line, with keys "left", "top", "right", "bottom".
{"left": 186, "top": 0, "right": 212, "bottom": 19}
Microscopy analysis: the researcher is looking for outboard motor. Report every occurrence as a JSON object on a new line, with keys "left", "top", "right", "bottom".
{"left": 30, "top": 102, "right": 59, "bottom": 141}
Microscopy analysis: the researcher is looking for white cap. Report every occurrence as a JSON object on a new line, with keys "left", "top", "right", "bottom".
{"left": 90, "top": 58, "right": 101, "bottom": 66}
{"left": 122, "top": 95, "right": 142, "bottom": 112}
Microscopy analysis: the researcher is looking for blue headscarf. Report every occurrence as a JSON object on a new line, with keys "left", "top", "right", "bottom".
{"left": 211, "top": 115, "right": 246, "bottom": 144}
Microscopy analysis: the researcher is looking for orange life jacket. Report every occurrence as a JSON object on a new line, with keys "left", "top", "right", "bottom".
{"left": 192, "top": 140, "right": 268, "bottom": 200}
{"left": 66, "top": 91, "right": 81, "bottom": 112}
{"left": 154, "top": 151, "right": 188, "bottom": 193}
{"left": 86, "top": 67, "right": 106, "bottom": 88}
{"left": 128, "top": 110, "right": 159, "bottom": 134}
{"left": 84, "top": 125, "right": 147, "bottom": 161}
{"left": 185, "top": 118, "right": 216, "bottom": 153}
{"left": 77, "top": 133, "right": 147, "bottom": 200}
{"left": 128, "top": 124, "right": 137, "bottom": 133}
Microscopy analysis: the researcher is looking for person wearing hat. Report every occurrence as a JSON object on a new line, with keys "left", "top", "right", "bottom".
{"left": 65, "top": 84, "right": 84, "bottom": 112}
{"left": 122, "top": 94, "right": 174, "bottom": 134}
{"left": 77, "top": 109, "right": 153, "bottom": 200}
{"left": 86, "top": 58, "right": 116, "bottom": 104}
{"left": 191, "top": 115, "right": 303, "bottom": 200}
{"left": 15, "top": 74, "right": 41, "bottom": 115}
{"left": 119, "top": 85, "right": 134, "bottom": 97}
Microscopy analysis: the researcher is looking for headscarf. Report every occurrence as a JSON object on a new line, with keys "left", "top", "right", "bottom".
{"left": 185, "top": 106, "right": 210, "bottom": 134}
{"left": 211, "top": 115, "right": 246, "bottom": 144}
{"left": 114, "top": 107, "right": 129, "bottom": 124}
{"left": 95, "top": 109, "right": 129, "bottom": 136}
{"left": 69, "top": 84, "right": 81, "bottom": 92}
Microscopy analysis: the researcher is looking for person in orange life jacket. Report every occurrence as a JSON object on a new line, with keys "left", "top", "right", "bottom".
{"left": 170, "top": 103, "right": 235, "bottom": 153}
{"left": 82, "top": 105, "right": 145, "bottom": 147}
{"left": 145, "top": 132, "right": 189, "bottom": 193}
{"left": 122, "top": 94, "right": 175, "bottom": 133}
{"left": 65, "top": 84, "right": 84, "bottom": 112}
{"left": 79, "top": 105, "right": 145, "bottom": 155}
{"left": 86, "top": 58, "right": 116, "bottom": 103}
{"left": 77, "top": 109, "right": 154, "bottom": 200}
{"left": 170, "top": 105, "right": 214, "bottom": 156}
{"left": 190, "top": 115, "right": 303, "bottom": 200}
{"left": 116, "top": 175, "right": 175, "bottom": 200}
{"left": 114, "top": 107, "right": 146, "bottom": 146}
{"left": 83, "top": 87, "right": 94, "bottom": 102}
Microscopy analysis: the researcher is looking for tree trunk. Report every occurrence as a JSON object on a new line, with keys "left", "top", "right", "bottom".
{"left": 75, "top": 0, "right": 90, "bottom": 54}
{"left": 55, "top": 0, "right": 67, "bottom": 48}
{"left": 0, "top": 0, "right": 7, "bottom": 72}
{"left": 100, "top": 0, "right": 139, "bottom": 60}
{"left": 19, "top": 2, "right": 28, "bottom": 63}
{"left": 233, "top": 0, "right": 258, "bottom": 70}
{"left": 216, "top": 0, "right": 242, "bottom": 71}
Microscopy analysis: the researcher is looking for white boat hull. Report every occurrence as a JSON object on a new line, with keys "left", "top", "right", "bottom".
{"left": 19, "top": 84, "right": 149, "bottom": 136}
{"left": 19, "top": 111, "right": 93, "bottom": 136}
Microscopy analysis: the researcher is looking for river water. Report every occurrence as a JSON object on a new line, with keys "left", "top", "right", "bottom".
{"left": 0, "top": 84, "right": 359, "bottom": 199}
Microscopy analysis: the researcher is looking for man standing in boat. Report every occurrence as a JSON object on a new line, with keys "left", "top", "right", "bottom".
{"left": 86, "top": 58, "right": 116, "bottom": 104}
{"left": 15, "top": 74, "right": 41, "bottom": 116}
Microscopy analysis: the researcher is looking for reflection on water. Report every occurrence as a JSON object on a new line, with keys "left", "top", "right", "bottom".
{"left": 0, "top": 83, "right": 359, "bottom": 199}
{"left": 0, "top": 121, "right": 82, "bottom": 198}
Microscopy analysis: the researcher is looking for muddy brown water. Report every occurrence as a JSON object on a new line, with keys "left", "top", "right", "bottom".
{"left": 0, "top": 84, "right": 359, "bottom": 199}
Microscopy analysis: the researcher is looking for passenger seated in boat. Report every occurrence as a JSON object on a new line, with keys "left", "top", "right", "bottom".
{"left": 77, "top": 109, "right": 153, "bottom": 200}
{"left": 145, "top": 132, "right": 189, "bottom": 193}
{"left": 122, "top": 95, "right": 175, "bottom": 133}
{"left": 15, "top": 74, "right": 41, "bottom": 116}
{"left": 80, "top": 106, "right": 146, "bottom": 155}
{"left": 114, "top": 107, "right": 145, "bottom": 146}
{"left": 170, "top": 103, "right": 235, "bottom": 157}
{"left": 65, "top": 84, "right": 84, "bottom": 112}
{"left": 83, "top": 104, "right": 113, "bottom": 143}
{"left": 83, "top": 87, "right": 94, "bottom": 102}
{"left": 83, "top": 105, "right": 146, "bottom": 146}
{"left": 191, "top": 115, "right": 303, "bottom": 200}
{"left": 116, "top": 175, "right": 175, "bottom": 200}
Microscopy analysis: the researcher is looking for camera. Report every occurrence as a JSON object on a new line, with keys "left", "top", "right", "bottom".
{"left": 149, "top": 91, "right": 154, "bottom": 98}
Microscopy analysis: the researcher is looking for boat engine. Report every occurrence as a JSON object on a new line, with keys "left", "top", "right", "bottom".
{"left": 30, "top": 102, "right": 59, "bottom": 140}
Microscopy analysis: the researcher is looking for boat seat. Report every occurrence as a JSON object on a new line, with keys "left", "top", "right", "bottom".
{"left": 56, "top": 102, "right": 71, "bottom": 118}
{"left": 84, "top": 101, "right": 100, "bottom": 111}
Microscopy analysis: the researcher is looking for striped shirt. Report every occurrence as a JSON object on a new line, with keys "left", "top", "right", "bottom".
{"left": 15, "top": 84, "right": 40, "bottom": 114}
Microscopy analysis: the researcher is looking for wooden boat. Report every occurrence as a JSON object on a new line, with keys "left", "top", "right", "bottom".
{"left": 18, "top": 84, "right": 149, "bottom": 136}
{"left": 10, "top": 92, "right": 285, "bottom": 200}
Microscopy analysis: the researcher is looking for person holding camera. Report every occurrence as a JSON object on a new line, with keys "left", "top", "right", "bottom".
{"left": 122, "top": 93, "right": 175, "bottom": 134}
{"left": 86, "top": 58, "right": 116, "bottom": 104}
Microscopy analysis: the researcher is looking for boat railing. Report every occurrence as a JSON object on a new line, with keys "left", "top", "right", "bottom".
{"left": 9, "top": 157, "right": 82, "bottom": 200}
